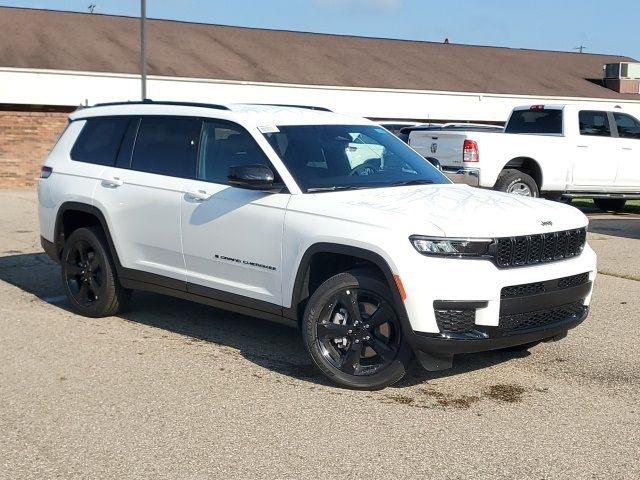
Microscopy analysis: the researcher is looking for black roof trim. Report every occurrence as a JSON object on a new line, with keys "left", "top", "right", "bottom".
{"left": 92, "top": 99, "right": 230, "bottom": 110}
{"left": 248, "top": 103, "right": 332, "bottom": 112}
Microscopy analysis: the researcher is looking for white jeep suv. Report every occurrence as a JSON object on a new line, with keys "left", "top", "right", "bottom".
{"left": 38, "top": 101, "right": 596, "bottom": 389}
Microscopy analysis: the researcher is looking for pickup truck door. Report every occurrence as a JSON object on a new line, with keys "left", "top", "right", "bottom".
{"left": 612, "top": 112, "right": 640, "bottom": 189}
{"left": 571, "top": 110, "right": 618, "bottom": 188}
{"left": 180, "top": 119, "right": 288, "bottom": 308}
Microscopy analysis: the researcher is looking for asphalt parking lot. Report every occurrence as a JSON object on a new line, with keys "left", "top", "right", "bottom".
{"left": 1, "top": 189, "right": 638, "bottom": 480}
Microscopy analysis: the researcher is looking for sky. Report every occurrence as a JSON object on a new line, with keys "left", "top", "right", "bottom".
{"left": 1, "top": 0, "right": 639, "bottom": 60}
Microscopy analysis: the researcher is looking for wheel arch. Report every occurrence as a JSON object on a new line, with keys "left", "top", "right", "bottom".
{"left": 54, "top": 202, "right": 122, "bottom": 269}
{"left": 499, "top": 157, "right": 543, "bottom": 191}
{"left": 285, "top": 243, "right": 408, "bottom": 325}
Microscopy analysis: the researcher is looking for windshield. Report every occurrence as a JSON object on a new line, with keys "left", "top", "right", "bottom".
{"left": 263, "top": 124, "right": 449, "bottom": 192}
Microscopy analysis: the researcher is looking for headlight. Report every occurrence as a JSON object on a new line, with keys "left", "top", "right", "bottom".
{"left": 410, "top": 235, "right": 493, "bottom": 257}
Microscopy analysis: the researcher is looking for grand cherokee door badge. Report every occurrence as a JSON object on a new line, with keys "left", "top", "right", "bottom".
{"left": 214, "top": 254, "right": 276, "bottom": 271}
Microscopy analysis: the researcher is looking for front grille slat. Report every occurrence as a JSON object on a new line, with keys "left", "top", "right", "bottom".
{"left": 493, "top": 228, "right": 586, "bottom": 268}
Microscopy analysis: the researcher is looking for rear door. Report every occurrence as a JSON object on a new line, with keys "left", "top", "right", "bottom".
{"left": 93, "top": 115, "right": 201, "bottom": 284}
{"left": 571, "top": 110, "right": 617, "bottom": 188}
{"left": 180, "top": 119, "right": 289, "bottom": 307}
{"left": 612, "top": 112, "right": 640, "bottom": 189}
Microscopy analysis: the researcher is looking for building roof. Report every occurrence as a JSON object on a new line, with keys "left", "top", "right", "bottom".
{"left": 0, "top": 6, "right": 637, "bottom": 100}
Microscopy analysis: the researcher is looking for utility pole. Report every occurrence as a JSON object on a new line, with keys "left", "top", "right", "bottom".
{"left": 573, "top": 45, "right": 586, "bottom": 54}
{"left": 140, "top": 0, "right": 147, "bottom": 100}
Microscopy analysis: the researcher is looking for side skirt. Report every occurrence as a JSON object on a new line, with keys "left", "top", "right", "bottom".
{"left": 119, "top": 271, "right": 297, "bottom": 329}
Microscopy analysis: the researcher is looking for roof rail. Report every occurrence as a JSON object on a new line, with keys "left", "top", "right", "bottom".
{"left": 92, "top": 99, "right": 230, "bottom": 110}
{"left": 245, "top": 103, "right": 332, "bottom": 112}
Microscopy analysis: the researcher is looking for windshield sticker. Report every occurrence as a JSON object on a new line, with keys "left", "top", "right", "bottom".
{"left": 374, "top": 128, "right": 389, "bottom": 134}
{"left": 258, "top": 125, "right": 280, "bottom": 134}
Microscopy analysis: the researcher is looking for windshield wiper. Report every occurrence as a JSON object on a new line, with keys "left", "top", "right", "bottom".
{"left": 306, "top": 185, "right": 368, "bottom": 193}
{"left": 391, "top": 179, "right": 435, "bottom": 186}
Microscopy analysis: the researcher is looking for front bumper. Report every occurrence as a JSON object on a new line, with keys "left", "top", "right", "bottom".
{"left": 442, "top": 167, "right": 480, "bottom": 187}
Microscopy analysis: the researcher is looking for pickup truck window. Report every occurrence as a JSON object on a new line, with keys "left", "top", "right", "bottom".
{"left": 578, "top": 111, "right": 611, "bottom": 137}
{"left": 613, "top": 113, "right": 640, "bottom": 139}
{"left": 505, "top": 110, "right": 562, "bottom": 134}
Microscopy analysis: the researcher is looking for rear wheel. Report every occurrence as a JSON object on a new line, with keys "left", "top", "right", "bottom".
{"left": 302, "top": 270, "right": 411, "bottom": 390}
{"left": 593, "top": 198, "right": 626, "bottom": 212}
{"left": 61, "top": 227, "right": 131, "bottom": 317}
{"left": 494, "top": 169, "right": 539, "bottom": 197}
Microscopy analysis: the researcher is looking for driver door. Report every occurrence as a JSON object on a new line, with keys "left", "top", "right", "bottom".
{"left": 180, "top": 119, "right": 289, "bottom": 307}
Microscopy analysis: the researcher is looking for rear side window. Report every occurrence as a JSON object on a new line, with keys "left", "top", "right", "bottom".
{"left": 579, "top": 111, "right": 611, "bottom": 137}
{"left": 505, "top": 109, "right": 563, "bottom": 134}
{"left": 70, "top": 117, "right": 130, "bottom": 165}
{"left": 131, "top": 117, "right": 201, "bottom": 178}
{"left": 613, "top": 113, "right": 640, "bottom": 139}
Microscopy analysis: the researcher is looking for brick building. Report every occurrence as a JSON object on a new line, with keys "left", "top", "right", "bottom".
{"left": 1, "top": 6, "right": 639, "bottom": 187}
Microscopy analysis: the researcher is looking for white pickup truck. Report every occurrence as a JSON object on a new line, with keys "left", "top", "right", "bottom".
{"left": 408, "top": 104, "right": 640, "bottom": 211}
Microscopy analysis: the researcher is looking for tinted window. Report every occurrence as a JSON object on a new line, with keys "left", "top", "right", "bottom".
{"left": 579, "top": 111, "right": 611, "bottom": 137}
{"left": 70, "top": 117, "right": 129, "bottom": 166}
{"left": 613, "top": 113, "right": 640, "bottom": 139}
{"left": 131, "top": 117, "right": 201, "bottom": 178}
{"left": 197, "top": 120, "right": 273, "bottom": 184}
{"left": 505, "top": 109, "right": 563, "bottom": 134}
{"left": 263, "top": 124, "right": 449, "bottom": 192}
{"left": 115, "top": 117, "right": 140, "bottom": 169}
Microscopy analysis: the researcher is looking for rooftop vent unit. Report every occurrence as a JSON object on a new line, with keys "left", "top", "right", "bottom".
{"left": 603, "top": 62, "right": 640, "bottom": 94}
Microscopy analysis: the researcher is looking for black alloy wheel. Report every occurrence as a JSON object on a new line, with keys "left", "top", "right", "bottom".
{"left": 64, "top": 238, "right": 104, "bottom": 306}
{"left": 303, "top": 271, "right": 411, "bottom": 389}
{"left": 61, "top": 227, "right": 131, "bottom": 317}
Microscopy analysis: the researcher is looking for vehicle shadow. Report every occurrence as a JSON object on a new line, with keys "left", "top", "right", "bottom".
{"left": 586, "top": 217, "right": 640, "bottom": 240}
{"left": 0, "top": 252, "right": 531, "bottom": 389}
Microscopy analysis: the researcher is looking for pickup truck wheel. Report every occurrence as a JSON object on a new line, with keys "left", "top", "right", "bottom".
{"left": 593, "top": 198, "right": 626, "bottom": 212}
{"left": 61, "top": 227, "right": 131, "bottom": 318}
{"left": 302, "top": 271, "right": 411, "bottom": 390}
{"left": 494, "top": 169, "right": 539, "bottom": 197}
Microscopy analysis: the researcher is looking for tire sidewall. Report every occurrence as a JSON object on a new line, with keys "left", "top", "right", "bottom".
{"left": 302, "top": 271, "right": 411, "bottom": 390}
{"left": 496, "top": 170, "right": 539, "bottom": 197}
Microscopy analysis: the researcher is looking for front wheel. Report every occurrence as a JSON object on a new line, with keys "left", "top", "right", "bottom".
{"left": 302, "top": 271, "right": 411, "bottom": 390}
{"left": 494, "top": 169, "right": 539, "bottom": 197}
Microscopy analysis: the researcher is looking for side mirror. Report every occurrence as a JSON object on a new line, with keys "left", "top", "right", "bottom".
{"left": 228, "top": 164, "right": 276, "bottom": 190}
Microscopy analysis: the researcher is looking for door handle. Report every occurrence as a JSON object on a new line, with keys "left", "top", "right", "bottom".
{"left": 577, "top": 145, "right": 588, "bottom": 148}
{"left": 622, "top": 147, "right": 633, "bottom": 150}
{"left": 185, "top": 190, "right": 212, "bottom": 202}
{"left": 101, "top": 177, "right": 124, "bottom": 188}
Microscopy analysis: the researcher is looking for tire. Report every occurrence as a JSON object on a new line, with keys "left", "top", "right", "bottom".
{"left": 593, "top": 198, "right": 626, "bottom": 212}
{"left": 494, "top": 169, "right": 539, "bottom": 197}
{"left": 302, "top": 270, "right": 411, "bottom": 390}
{"left": 60, "top": 227, "right": 131, "bottom": 317}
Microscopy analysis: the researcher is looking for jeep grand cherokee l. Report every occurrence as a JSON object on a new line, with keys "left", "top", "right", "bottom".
{"left": 38, "top": 101, "right": 596, "bottom": 389}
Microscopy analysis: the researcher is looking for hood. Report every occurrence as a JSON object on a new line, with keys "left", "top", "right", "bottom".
{"left": 313, "top": 184, "right": 588, "bottom": 238}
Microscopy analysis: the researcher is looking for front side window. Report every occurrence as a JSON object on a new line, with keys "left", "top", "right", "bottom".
{"left": 263, "top": 124, "right": 449, "bottom": 192}
{"left": 613, "top": 112, "right": 640, "bottom": 139}
{"left": 131, "top": 117, "right": 201, "bottom": 178}
{"left": 197, "top": 120, "right": 275, "bottom": 184}
{"left": 579, "top": 111, "right": 611, "bottom": 137}
{"left": 70, "top": 116, "right": 129, "bottom": 166}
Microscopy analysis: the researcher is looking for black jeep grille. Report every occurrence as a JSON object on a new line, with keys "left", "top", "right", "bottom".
{"left": 497, "top": 302, "right": 586, "bottom": 335}
{"left": 494, "top": 228, "right": 586, "bottom": 268}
